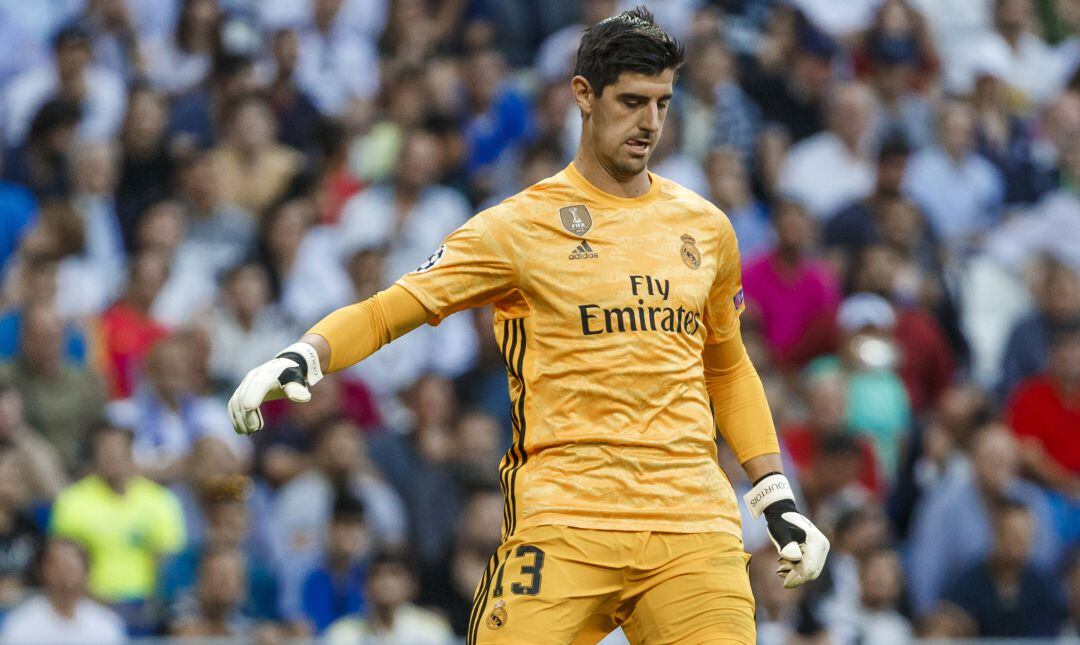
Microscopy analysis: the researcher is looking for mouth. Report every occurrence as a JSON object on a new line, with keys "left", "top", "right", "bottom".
{"left": 625, "top": 138, "right": 651, "bottom": 156}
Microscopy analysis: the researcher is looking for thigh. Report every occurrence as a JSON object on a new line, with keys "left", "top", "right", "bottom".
{"left": 470, "top": 525, "right": 626, "bottom": 645}
{"left": 620, "top": 532, "right": 755, "bottom": 645}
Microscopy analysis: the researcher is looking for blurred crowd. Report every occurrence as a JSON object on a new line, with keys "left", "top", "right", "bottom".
{"left": 0, "top": 0, "right": 1077, "bottom": 643}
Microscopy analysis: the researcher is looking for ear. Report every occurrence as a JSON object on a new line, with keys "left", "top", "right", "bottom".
{"left": 571, "top": 75, "right": 594, "bottom": 116}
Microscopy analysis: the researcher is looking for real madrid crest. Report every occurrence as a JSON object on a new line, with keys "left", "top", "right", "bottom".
{"left": 486, "top": 600, "right": 508, "bottom": 630}
{"left": 680, "top": 234, "right": 701, "bottom": 270}
{"left": 559, "top": 204, "right": 592, "bottom": 236}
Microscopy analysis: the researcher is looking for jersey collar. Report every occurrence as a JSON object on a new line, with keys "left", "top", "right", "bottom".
{"left": 564, "top": 162, "right": 662, "bottom": 208}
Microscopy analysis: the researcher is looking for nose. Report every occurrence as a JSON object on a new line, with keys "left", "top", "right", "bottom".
{"left": 639, "top": 102, "right": 661, "bottom": 134}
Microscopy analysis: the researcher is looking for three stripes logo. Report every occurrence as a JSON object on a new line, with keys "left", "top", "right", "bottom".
{"left": 568, "top": 240, "right": 598, "bottom": 260}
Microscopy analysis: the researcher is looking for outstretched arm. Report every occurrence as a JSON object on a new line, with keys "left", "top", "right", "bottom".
{"left": 303, "top": 284, "right": 431, "bottom": 372}
{"left": 704, "top": 330, "right": 829, "bottom": 588}
{"left": 228, "top": 285, "right": 431, "bottom": 435}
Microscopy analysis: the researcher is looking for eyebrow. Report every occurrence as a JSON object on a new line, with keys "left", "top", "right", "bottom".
{"left": 617, "top": 93, "right": 674, "bottom": 102}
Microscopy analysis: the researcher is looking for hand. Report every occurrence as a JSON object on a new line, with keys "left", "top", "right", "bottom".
{"left": 228, "top": 342, "right": 324, "bottom": 435}
{"left": 743, "top": 473, "right": 829, "bottom": 588}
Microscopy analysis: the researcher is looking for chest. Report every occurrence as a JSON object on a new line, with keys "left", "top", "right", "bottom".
{"left": 521, "top": 205, "right": 719, "bottom": 318}
{"left": 80, "top": 496, "right": 158, "bottom": 551}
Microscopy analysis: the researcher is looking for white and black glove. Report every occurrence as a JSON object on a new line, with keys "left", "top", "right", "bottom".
{"left": 228, "top": 342, "right": 324, "bottom": 435}
{"left": 743, "top": 472, "right": 830, "bottom": 588}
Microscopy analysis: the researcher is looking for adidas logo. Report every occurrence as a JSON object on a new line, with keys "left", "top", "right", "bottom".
{"left": 569, "top": 240, "right": 599, "bottom": 260}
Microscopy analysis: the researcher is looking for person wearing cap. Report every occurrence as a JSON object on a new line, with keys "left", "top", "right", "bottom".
{"left": 2, "top": 23, "right": 126, "bottom": 147}
{"left": 805, "top": 292, "right": 913, "bottom": 479}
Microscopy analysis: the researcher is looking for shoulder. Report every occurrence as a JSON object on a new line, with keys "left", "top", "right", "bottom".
{"left": 57, "top": 475, "right": 100, "bottom": 501}
{"left": 473, "top": 172, "right": 578, "bottom": 231}
{"left": 324, "top": 616, "right": 369, "bottom": 642}
{"left": 398, "top": 604, "right": 452, "bottom": 633}
{"left": 656, "top": 174, "right": 732, "bottom": 231}
{"left": 786, "top": 132, "right": 836, "bottom": 161}
{"left": 0, "top": 596, "right": 47, "bottom": 637}
{"left": 132, "top": 476, "right": 181, "bottom": 504}
{"left": 77, "top": 598, "right": 125, "bottom": 631}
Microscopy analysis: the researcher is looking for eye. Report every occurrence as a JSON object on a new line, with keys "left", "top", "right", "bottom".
{"left": 658, "top": 101, "right": 670, "bottom": 111}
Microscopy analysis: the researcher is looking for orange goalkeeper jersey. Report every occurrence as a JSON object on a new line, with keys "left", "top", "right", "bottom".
{"left": 397, "top": 164, "right": 750, "bottom": 538}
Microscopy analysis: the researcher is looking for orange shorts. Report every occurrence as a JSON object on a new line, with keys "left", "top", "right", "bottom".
{"left": 468, "top": 524, "right": 755, "bottom": 645}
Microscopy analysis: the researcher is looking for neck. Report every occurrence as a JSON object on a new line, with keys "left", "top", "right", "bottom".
{"left": 395, "top": 183, "right": 421, "bottom": 205}
{"left": 838, "top": 135, "right": 862, "bottom": 157}
{"left": 235, "top": 309, "right": 256, "bottom": 330}
{"left": 943, "top": 147, "right": 966, "bottom": 163}
{"left": 372, "top": 604, "right": 396, "bottom": 630}
{"left": 47, "top": 591, "right": 78, "bottom": 619}
{"left": 573, "top": 144, "right": 651, "bottom": 199}
{"left": 775, "top": 246, "right": 801, "bottom": 266}
{"left": 102, "top": 474, "right": 128, "bottom": 494}
{"left": 991, "top": 558, "right": 1023, "bottom": 586}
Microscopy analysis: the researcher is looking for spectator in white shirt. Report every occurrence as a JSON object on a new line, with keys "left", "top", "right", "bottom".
{"left": 204, "top": 262, "right": 300, "bottom": 388}
{"left": 978, "top": 0, "right": 1076, "bottom": 106}
{"left": 295, "top": 0, "right": 380, "bottom": 116}
{"left": 903, "top": 100, "right": 1004, "bottom": 247}
{"left": 3, "top": 25, "right": 126, "bottom": 147}
{"left": 777, "top": 82, "right": 878, "bottom": 219}
{"left": 0, "top": 538, "right": 126, "bottom": 644}
{"left": 144, "top": 0, "right": 221, "bottom": 96}
{"left": 338, "top": 128, "right": 471, "bottom": 285}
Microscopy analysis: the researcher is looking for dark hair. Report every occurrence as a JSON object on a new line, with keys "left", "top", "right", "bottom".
{"left": 28, "top": 100, "right": 82, "bottom": 142}
{"left": 52, "top": 24, "right": 90, "bottom": 52}
{"left": 38, "top": 537, "right": 89, "bottom": 573}
{"left": 175, "top": 0, "right": 222, "bottom": 55}
{"left": 819, "top": 434, "right": 863, "bottom": 459}
{"left": 332, "top": 490, "right": 366, "bottom": 524}
{"left": 1049, "top": 317, "right": 1080, "bottom": 347}
{"left": 573, "top": 6, "right": 685, "bottom": 96}
{"left": 367, "top": 549, "right": 414, "bottom": 579}
{"left": 991, "top": 496, "right": 1032, "bottom": 524}
{"left": 878, "top": 134, "right": 912, "bottom": 162}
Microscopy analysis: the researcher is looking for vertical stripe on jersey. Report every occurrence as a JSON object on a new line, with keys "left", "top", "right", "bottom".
{"left": 506, "top": 318, "right": 528, "bottom": 536}
{"left": 498, "top": 320, "right": 517, "bottom": 539}
{"left": 498, "top": 318, "right": 527, "bottom": 540}
{"left": 467, "top": 550, "right": 500, "bottom": 644}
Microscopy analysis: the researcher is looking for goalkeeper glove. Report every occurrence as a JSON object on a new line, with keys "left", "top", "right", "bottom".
{"left": 228, "top": 342, "right": 324, "bottom": 435}
{"left": 743, "top": 472, "right": 830, "bottom": 588}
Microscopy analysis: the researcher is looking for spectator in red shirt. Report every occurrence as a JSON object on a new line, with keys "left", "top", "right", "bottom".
{"left": 1006, "top": 321, "right": 1080, "bottom": 496}
{"left": 94, "top": 250, "right": 170, "bottom": 399}
{"left": 782, "top": 370, "right": 883, "bottom": 503}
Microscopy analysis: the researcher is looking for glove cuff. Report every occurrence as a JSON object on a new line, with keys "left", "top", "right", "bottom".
{"left": 743, "top": 473, "right": 795, "bottom": 520}
{"left": 276, "top": 342, "right": 324, "bottom": 386}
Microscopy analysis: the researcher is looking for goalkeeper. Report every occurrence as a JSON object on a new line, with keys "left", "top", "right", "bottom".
{"left": 229, "top": 7, "right": 827, "bottom": 644}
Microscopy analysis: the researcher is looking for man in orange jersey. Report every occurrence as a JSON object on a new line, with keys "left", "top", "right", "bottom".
{"left": 229, "top": 8, "right": 828, "bottom": 643}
